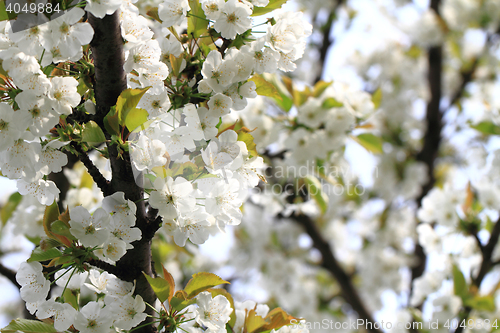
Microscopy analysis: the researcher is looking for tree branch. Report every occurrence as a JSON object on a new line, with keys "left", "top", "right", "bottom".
{"left": 409, "top": 15, "right": 500, "bottom": 333}
{"left": 453, "top": 215, "right": 500, "bottom": 333}
{"left": 447, "top": 57, "right": 479, "bottom": 109}
{"left": 290, "top": 213, "right": 382, "bottom": 333}
{"left": 410, "top": 17, "right": 500, "bottom": 302}
{"left": 87, "top": 258, "right": 123, "bottom": 278}
{"left": 88, "top": 12, "right": 127, "bottom": 125}
{"left": 88, "top": 12, "right": 157, "bottom": 333}
{"left": 473, "top": 215, "right": 500, "bottom": 286}
{"left": 70, "top": 142, "right": 112, "bottom": 196}
{"left": 314, "top": 0, "right": 345, "bottom": 83}
{"left": 143, "top": 214, "right": 162, "bottom": 242}
{"left": 410, "top": 0, "right": 443, "bottom": 302}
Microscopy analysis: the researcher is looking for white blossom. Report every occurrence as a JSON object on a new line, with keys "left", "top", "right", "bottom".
{"left": 195, "top": 292, "right": 232, "bottom": 330}
{"left": 16, "top": 262, "right": 50, "bottom": 303}
{"left": 69, "top": 206, "right": 111, "bottom": 247}
{"left": 107, "top": 295, "right": 147, "bottom": 330}
{"left": 74, "top": 301, "right": 113, "bottom": 333}
{"left": 37, "top": 300, "right": 77, "bottom": 332}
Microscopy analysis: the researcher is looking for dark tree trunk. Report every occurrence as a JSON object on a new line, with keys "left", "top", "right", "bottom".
{"left": 88, "top": 12, "right": 157, "bottom": 333}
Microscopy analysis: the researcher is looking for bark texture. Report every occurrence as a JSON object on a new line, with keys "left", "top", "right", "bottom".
{"left": 88, "top": 12, "right": 157, "bottom": 333}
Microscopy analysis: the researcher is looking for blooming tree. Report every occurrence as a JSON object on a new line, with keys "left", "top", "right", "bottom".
{"left": 0, "top": 0, "right": 314, "bottom": 332}
{"left": 219, "top": 0, "right": 500, "bottom": 332}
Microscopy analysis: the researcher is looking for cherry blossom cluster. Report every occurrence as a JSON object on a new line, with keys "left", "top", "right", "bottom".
{"left": 175, "top": 292, "right": 233, "bottom": 333}
{"left": 160, "top": 292, "right": 307, "bottom": 333}
{"left": 130, "top": 102, "right": 265, "bottom": 246}
{"left": 112, "top": 0, "right": 310, "bottom": 246}
{"left": 16, "top": 263, "right": 149, "bottom": 333}
{"left": 218, "top": 0, "right": 500, "bottom": 325}
{"left": 69, "top": 191, "right": 141, "bottom": 264}
{"left": 0, "top": 0, "right": 316, "bottom": 330}
{"left": 0, "top": 8, "right": 93, "bottom": 206}
{"left": 12, "top": 190, "right": 142, "bottom": 328}
{"left": 6, "top": 8, "right": 93, "bottom": 64}
{"left": 229, "top": 82, "right": 377, "bottom": 219}
{"left": 0, "top": 0, "right": 313, "bottom": 242}
{"left": 17, "top": 262, "right": 298, "bottom": 333}
{"left": 283, "top": 82, "right": 373, "bottom": 168}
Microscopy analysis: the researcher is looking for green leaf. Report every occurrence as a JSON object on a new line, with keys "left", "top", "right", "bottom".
{"left": 51, "top": 220, "right": 76, "bottom": 240}
{"left": 77, "top": 77, "right": 89, "bottom": 96}
{"left": 405, "top": 45, "right": 422, "bottom": 59}
{"left": 313, "top": 81, "right": 332, "bottom": 98}
{"left": 248, "top": 75, "right": 282, "bottom": 100}
{"left": 470, "top": 121, "right": 500, "bottom": 135}
{"left": 292, "top": 87, "right": 310, "bottom": 106}
{"left": 169, "top": 54, "right": 185, "bottom": 78}
{"left": 0, "top": 192, "right": 22, "bottom": 225}
{"left": 449, "top": 40, "right": 461, "bottom": 59}
{"left": 82, "top": 121, "right": 106, "bottom": 145}
{"left": 273, "top": 92, "right": 293, "bottom": 112}
{"left": 0, "top": 0, "right": 18, "bottom": 21}
{"left": 63, "top": 288, "right": 79, "bottom": 310}
{"left": 0, "top": 1, "right": 10, "bottom": 21}
{"left": 144, "top": 173, "right": 156, "bottom": 184}
{"left": 485, "top": 215, "right": 494, "bottom": 233}
{"left": 40, "top": 238, "right": 62, "bottom": 251}
{"left": 245, "top": 310, "right": 267, "bottom": 333}
{"left": 1, "top": 319, "right": 57, "bottom": 333}
{"left": 251, "top": 0, "right": 288, "bottom": 16}
{"left": 25, "top": 236, "right": 41, "bottom": 246}
{"left": 143, "top": 273, "right": 171, "bottom": 304}
{"left": 116, "top": 88, "right": 150, "bottom": 126}
{"left": 147, "top": 7, "right": 162, "bottom": 23}
{"left": 302, "top": 176, "right": 328, "bottom": 214}
{"left": 371, "top": 88, "right": 382, "bottom": 110}
{"left": 125, "top": 108, "right": 149, "bottom": 132}
{"left": 170, "top": 296, "right": 196, "bottom": 312}
{"left": 229, "top": 29, "right": 255, "bottom": 49}
{"left": 352, "top": 133, "right": 383, "bottom": 154}
{"left": 452, "top": 264, "right": 467, "bottom": 298}
{"left": 237, "top": 131, "right": 258, "bottom": 158}
{"left": 80, "top": 170, "right": 94, "bottom": 189}
{"left": 184, "top": 272, "right": 230, "bottom": 299}
{"left": 103, "top": 106, "right": 120, "bottom": 136}
{"left": 27, "top": 247, "right": 62, "bottom": 263}
{"left": 188, "top": 0, "right": 208, "bottom": 38}
{"left": 43, "top": 201, "right": 60, "bottom": 239}
{"left": 132, "top": 119, "right": 154, "bottom": 133}
{"left": 266, "top": 76, "right": 292, "bottom": 111}
{"left": 54, "top": 255, "right": 75, "bottom": 266}
{"left": 322, "top": 97, "right": 343, "bottom": 109}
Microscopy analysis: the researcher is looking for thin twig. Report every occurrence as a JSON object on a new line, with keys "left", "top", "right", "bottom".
{"left": 314, "top": 0, "right": 345, "bottom": 83}
{"left": 143, "top": 213, "right": 162, "bottom": 242}
{"left": 70, "top": 142, "right": 113, "bottom": 196}
{"left": 472, "top": 232, "right": 485, "bottom": 255}
{"left": 86, "top": 258, "right": 123, "bottom": 278}
{"left": 453, "top": 215, "right": 500, "bottom": 333}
